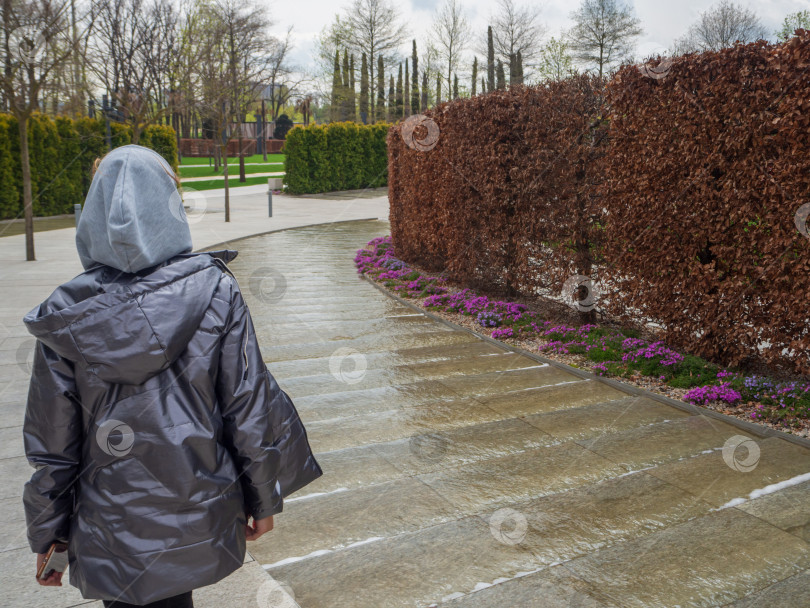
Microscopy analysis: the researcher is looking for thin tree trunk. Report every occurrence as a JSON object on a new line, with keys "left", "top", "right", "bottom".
{"left": 238, "top": 130, "right": 245, "bottom": 182}
{"left": 19, "top": 114, "right": 35, "bottom": 261}
{"left": 222, "top": 144, "right": 230, "bottom": 222}
{"left": 261, "top": 99, "right": 267, "bottom": 162}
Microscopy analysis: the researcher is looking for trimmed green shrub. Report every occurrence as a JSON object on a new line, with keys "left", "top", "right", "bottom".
{"left": 283, "top": 121, "right": 390, "bottom": 194}
{"left": 0, "top": 115, "right": 19, "bottom": 219}
{"left": 0, "top": 113, "right": 178, "bottom": 220}
{"left": 140, "top": 124, "right": 179, "bottom": 173}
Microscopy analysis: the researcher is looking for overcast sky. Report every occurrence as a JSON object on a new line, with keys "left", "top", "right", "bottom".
{"left": 266, "top": 0, "right": 808, "bottom": 79}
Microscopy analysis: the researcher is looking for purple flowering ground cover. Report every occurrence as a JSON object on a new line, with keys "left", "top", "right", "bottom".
{"left": 355, "top": 236, "right": 810, "bottom": 434}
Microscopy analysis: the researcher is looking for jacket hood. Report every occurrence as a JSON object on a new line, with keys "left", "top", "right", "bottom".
{"left": 76, "top": 144, "right": 193, "bottom": 274}
{"left": 23, "top": 250, "right": 238, "bottom": 385}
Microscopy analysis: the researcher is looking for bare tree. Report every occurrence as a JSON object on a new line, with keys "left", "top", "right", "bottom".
{"left": 342, "top": 0, "right": 409, "bottom": 122}
{"left": 673, "top": 0, "right": 766, "bottom": 53}
{"left": 170, "top": 0, "right": 204, "bottom": 141}
{"left": 143, "top": 0, "right": 178, "bottom": 123}
{"left": 567, "top": 0, "right": 642, "bottom": 79}
{"left": 196, "top": 0, "right": 273, "bottom": 220}
{"left": 88, "top": 0, "right": 179, "bottom": 144}
{"left": 294, "top": 94, "right": 313, "bottom": 126}
{"left": 486, "top": 0, "right": 545, "bottom": 82}
{"left": 430, "top": 0, "right": 471, "bottom": 97}
{"left": 0, "top": 0, "right": 87, "bottom": 260}
{"left": 264, "top": 26, "right": 308, "bottom": 120}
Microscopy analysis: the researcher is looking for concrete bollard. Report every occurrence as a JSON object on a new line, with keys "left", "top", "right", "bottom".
{"left": 267, "top": 179, "right": 273, "bottom": 217}
{"left": 74, "top": 204, "right": 82, "bottom": 227}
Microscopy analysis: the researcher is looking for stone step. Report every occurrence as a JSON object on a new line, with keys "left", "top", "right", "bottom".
{"left": 260, "top": 330, "right": 481, "bottom": 365}
{"left": 254, "top": 315, "right": 442, "bottom": 347}
{"left": 267, "top": 340, "right": 506, "bottom": 380}
{"left": 287, "top": 365, "right": 581, "bottom": 413}
{"left": 265, "top": 470, "right": 709, "bottom": 608}
{"left": 278, "top": 352, "right": 542, "bottom": 399}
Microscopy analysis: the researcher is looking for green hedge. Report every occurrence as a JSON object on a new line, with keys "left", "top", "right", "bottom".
{"left": 139, "top": 124, "right": 179, "bottom": 174}
{"left": 283, "top": 121, "right": 390, "bottom": 194}
{"left": 0, "top": 113, "right": 179, "bottom": 220}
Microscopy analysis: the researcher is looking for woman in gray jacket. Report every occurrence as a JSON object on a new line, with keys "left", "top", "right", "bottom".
{"left": 22, "top": 145, "right": 322, "bottom": 607}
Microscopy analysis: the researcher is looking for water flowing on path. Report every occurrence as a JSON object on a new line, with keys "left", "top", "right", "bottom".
{"left": 227, "top": 219, "right": 810, "bottom": 608}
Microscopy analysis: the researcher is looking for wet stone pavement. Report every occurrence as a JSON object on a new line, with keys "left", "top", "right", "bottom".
{"left": 219, "top": 219, "right": 810, "bottom": 608}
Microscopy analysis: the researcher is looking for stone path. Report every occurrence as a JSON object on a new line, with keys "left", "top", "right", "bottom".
{"left": 232, "top": 219, "right": 810, "bottom": 608}
{"left": 0, "top": 189, "right": 388, "bottom": 608}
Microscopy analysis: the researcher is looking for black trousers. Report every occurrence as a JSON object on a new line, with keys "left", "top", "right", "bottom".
{"left": 102, "top": 591, "right": 193, "bottom": 608}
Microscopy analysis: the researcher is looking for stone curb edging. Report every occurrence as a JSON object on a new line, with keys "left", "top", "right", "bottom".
{"left": 360, "top": 274, "right": 810, "bottom": 451}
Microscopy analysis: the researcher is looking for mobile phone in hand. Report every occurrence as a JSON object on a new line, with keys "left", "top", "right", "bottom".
{"left": 37, "top": 543, "right": 68, "bottom": 580}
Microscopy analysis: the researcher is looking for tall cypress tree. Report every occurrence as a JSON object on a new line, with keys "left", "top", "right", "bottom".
{"left": 496, "top": 60, "right": 505, "bottom": 89}
{"left": 359, "top": 53, "right": 369, "bottom": 124}
{"left": 421, "top": 70, "right": 428, "bottom": 111}
{"left": 436, "top": 73, "right": 442, "bottom": 105}
{"left": 388, "top": 75, "right": 395, "bottom": 121}
{"left": 453, "top": 73, "right": 459, "bottom": 99}
{"left": 411, "top": 40, "right": 419, "bottom": 114}
{"left": 396, "top": 63, "right": 403, "bottom": 118}
{"left": 331, "top": 50, "right": 342, "bottom": 122}
{"left": 404, "top": 62, "right": 410, "bottom": 117}
{"left": 341, "top": 50, "right": 351, "bottom": 121}
{"left": 487, "top": 26, "right": 495, "bottom": 92}
{"left": 471, "top": 56, "right": 478, "bottom": 96}
{"left": 349, "top": 54, "right": 356, "bottom": 120}
{"left": 376, "top": 55, "right": 385, "bottom": 123}
{"left": 516, "top": 51, "right": 524, "bottom": 85}
{"left": 509, "top": 53, "right": 517, "bottom": 85}
{"left": 481, "top": 77, "right": 486, "bottom": 94}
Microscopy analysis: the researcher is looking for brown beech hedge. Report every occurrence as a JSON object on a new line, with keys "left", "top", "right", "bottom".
{"left": 388, "top": 31, "right": 810, "bottom": 376}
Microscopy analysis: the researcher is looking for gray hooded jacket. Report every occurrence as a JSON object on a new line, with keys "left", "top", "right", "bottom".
{"left": 21, "top": 145, "right": 322, "bottom": 604}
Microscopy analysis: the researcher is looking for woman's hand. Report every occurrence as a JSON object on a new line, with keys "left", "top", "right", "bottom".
{"left": 35, "top": 553, "right": 64, "bottom": 586}
{"left": 245, "top": 513, "right": 274, "bottom": 541}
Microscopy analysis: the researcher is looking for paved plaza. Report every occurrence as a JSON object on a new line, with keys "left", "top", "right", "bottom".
{"left": 2, "top": 189, "right": 810, "bottom": 607}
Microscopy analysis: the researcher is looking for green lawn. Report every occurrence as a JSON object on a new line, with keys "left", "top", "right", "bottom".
{"left": 182, "top": 175, "right": 279, "bottom": 191}
{"left": 179, "top": 162, "right": 285, "bottom": 178}
{"left": 180, "top": 153, "right": 285, "bottom": 166}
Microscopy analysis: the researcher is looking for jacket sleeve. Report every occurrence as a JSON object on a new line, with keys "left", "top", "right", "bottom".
{"left": 216, "top": 276, "right": 322, "bottom": 520}
{"left": 22, "top": 340, "right": 83, "bottom": 554}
